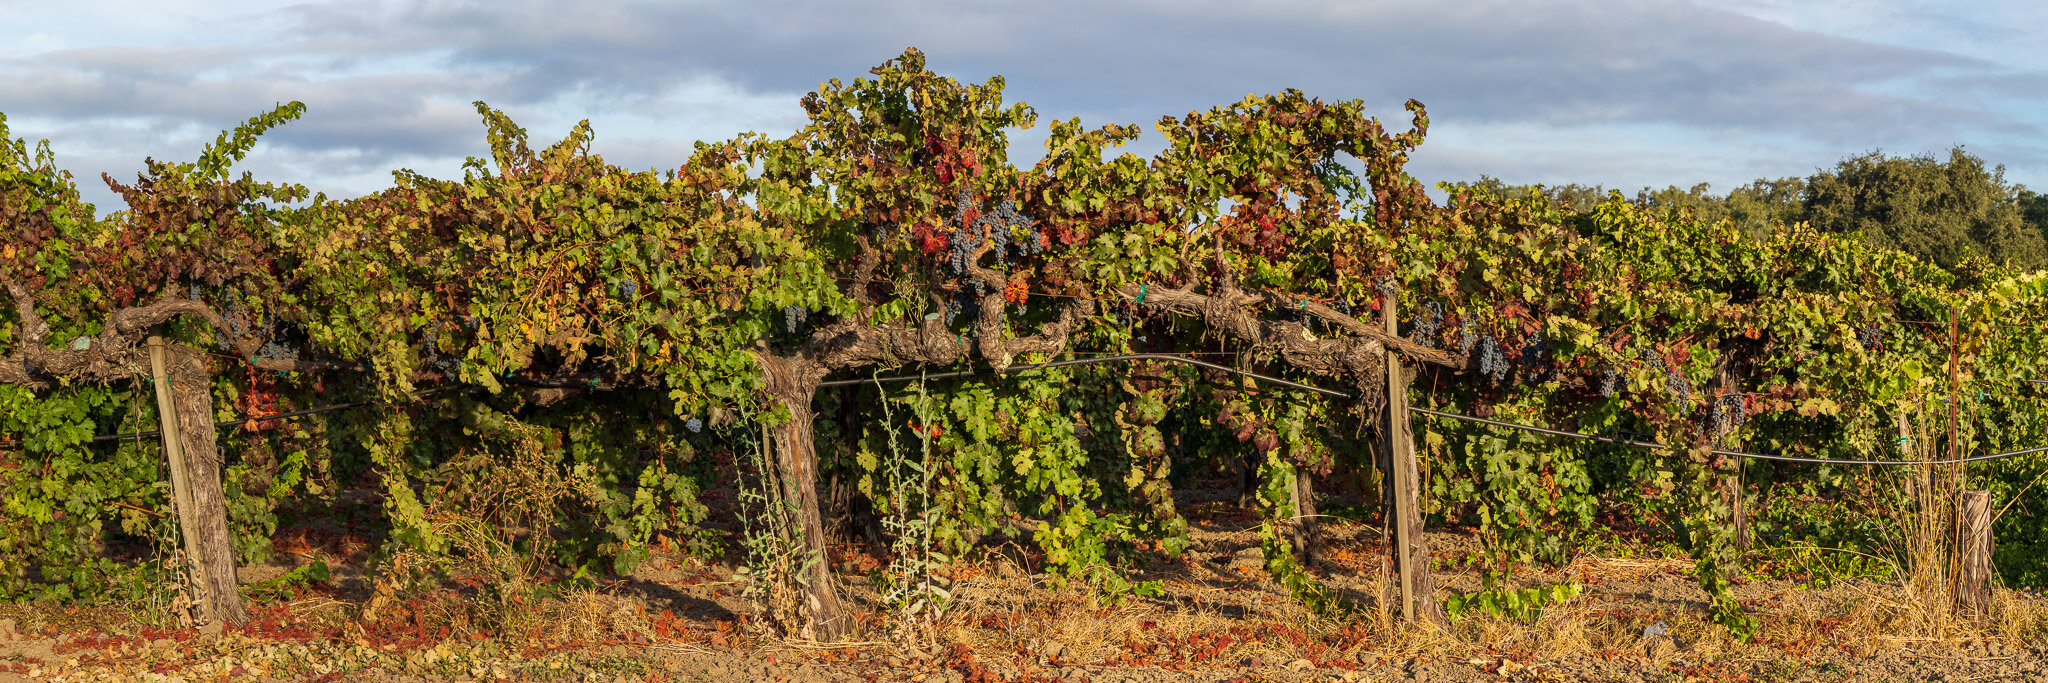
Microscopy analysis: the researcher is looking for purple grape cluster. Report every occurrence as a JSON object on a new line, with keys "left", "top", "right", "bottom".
{"left": 948, "top": 290, "right": 978, "bottom": 324}
{"left": 783, "top": 306, "right": 808, "bottom": 333}
{"left": 947, "top": 227, "right": 977, "bottom": 276}
{"left": 1517, "top": 337, "right": 1550, "bottom": 381}
{"left": 259, "top": 336, "right": 301, "bottom": 363}
{"left": 685, "top": 417, "right": 704, "bottom": 433}
{"left": 1414, "top": 301, "right": 1444, "bottom": 345}
{"left": 1703, "top": 393, "right": 1746, "bottom": 435}
{"left": 1639, "top": 346, "right": 1692, "bottom": 404}
{"left": 1460, "top": 323, "right": 1479, "bottom": 356}
{"left": 1476, "top": 336, "right": 1508, "bottom": 383}
{"left": 1856, "top": 324, "right": 1885, "bottom": 352}
{"left": 949, "top": 192, "right": 1042, "bottom": 276}
{"left": 1375, "top": 276, "right": 1397, "bottom": 302}
{"left": 1599, "top": 369, "right": 1620, "bottom": 397}
{"left": 419, "top": 331, "right": 462, "bottom": 372}
{"left": 617, "top": 280, "right": 639, "bottom": 299}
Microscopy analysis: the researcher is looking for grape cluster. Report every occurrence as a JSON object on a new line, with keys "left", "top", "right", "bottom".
{"left": 420, "top": 333, "right": 458, "bottom": 372}
{"left": 977, "top": 199, "right": 1041, "bottom": 260}
{"left": 1375, "top": 276, "right": 1397, "bottom": 302}
{"left": 1700, "top": 393, "right": 1747, "bottom": 436}
{"left": 1414, "top": 301, "right": 1444, "bottom": 345}
{"left": 685, "top": 417, "right": 704, "bottom": 433}
{"left": 1856, "top": 324, "right": 1885, "bottom": 352}
{"left": 1459, "top": 321, "right": 1479, "bottom": 356}
{"left": 1475, "top": 336, "right": 1509, "bottom": 383}
{"left": 947, "top": 290, "right": 979, "bottom": 324}
{"left": 1598, "top": 369, "right": 1620, "bottom": 397}
{"left": 1517, "top": 337, "right": 1549, "bottom": 381}
{"left": 1639, "top": 346, "right": 1692, "bottom": 404}
{"left": 221, "top": 309, "right": 255, "bottom": 344}
{"left": 863, "top": 219, "right": 898, "bottom": 239}
{"left": 783, "top": 306, "right": 808, "bottom": 333}
{"left": 617, "top": 280, "right": 640, "bottom": 299}
{"left": 259, "top": 337, "right": 302, "bottom": 363}
{"left": 1331, "top": 300, "right": 1354, "bottom": 317}
{"left": 948, "top": 191, "right": 1043, "bottom": 275}
{"left": 953, "top": 187, "right": 974, "bottom": 221}
{"left": 947, "top": 227, "right": 977, "bottom": 276}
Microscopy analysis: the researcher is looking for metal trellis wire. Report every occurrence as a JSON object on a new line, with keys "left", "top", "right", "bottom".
{"left": 5, "top": 353, "right": 2045, "bottom": 467}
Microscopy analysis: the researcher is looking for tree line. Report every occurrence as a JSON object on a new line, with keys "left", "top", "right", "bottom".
{"left": 1459, "top": 148, "right": 2048, "bottom": 271}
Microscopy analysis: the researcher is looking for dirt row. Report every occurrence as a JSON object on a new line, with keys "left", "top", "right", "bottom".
{"left": 6, "top": 490, "right": 2048, "bottom": 681}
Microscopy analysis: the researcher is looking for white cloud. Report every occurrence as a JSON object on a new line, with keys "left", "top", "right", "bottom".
{"left": 4, "top": 0, "right": 2044, "bottom": 211}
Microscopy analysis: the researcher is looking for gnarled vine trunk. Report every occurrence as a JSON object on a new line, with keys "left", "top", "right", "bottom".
{"left": 150, "top": 339, "right": 250, "bottom": 626}
{"left": 0, "top": 287, "right": 272, "bottom": 627}
{"left": 1287, "top": 471, "right": 1321, "bottom": 564}
{"left": 756, "top": 353, "right": 849, "bottom": 642}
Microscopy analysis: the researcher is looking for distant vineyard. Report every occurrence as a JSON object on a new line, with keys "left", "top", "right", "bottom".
{"left": 4, "top": 48, "right": 2047, "bottom": 643}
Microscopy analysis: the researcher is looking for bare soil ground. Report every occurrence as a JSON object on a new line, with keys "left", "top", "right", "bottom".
{"left": 4, "top": 485, "right": 2046, "bottom": 682}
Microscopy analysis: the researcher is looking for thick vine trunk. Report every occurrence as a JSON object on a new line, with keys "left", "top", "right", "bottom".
{"left": 149, "top": 339, "right": 249, "bottom": 626}
{"left": 757, "top": 353, "right": 849, "bottom": 642}
{"left": 1720, "top": 468, "right": 1748, "bottom": 551}
{"left": 1287, "top": 471, "right": 1321, "bottom": 564}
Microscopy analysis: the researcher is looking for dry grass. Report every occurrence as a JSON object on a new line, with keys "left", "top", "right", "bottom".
{"left": 870, "top": 531, "right": 2048, "bottom": 673}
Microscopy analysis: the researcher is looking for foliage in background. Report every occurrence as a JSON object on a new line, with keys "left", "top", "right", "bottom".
{"left": 3, "top": 50, "right": 2048, "bottom": 644}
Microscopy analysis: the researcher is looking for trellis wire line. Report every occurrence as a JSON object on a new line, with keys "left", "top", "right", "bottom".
{"left": 821, "top": 354, "right": 2048, "bottom": 466}
{"left": 0, "top": 384, "right": 467, "bottom": 450}
{"left": 7, "top": 352, "right": 2045, "bottom": 466}
{"left": 1406, "top": 407, "right": 2048, "bottom": 466}
{"left": 818, "top": 353, "right": 1352, "bottom": 398}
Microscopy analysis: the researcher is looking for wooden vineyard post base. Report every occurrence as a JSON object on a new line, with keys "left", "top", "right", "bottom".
{"left": 1957, "top": 490, "right": 1994, "bottom": 619}
{"left": 145, "top": 337, "right": 249, "bottom": 626}
{"left": 147, "top": 336, "right": 211, "bottom": 625}
{"left": 1383, "top": 297, "right": 1443, "bottom": 626}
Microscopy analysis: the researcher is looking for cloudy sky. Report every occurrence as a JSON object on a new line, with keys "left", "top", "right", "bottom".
{"left": 5, "top": 0, "right": 2044, "bottom": 213}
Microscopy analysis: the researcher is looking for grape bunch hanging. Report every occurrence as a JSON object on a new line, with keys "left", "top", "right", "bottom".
{"left": 783, "top": 306, "right": 808, "bottom": 334}
{"left": 1696, "top": 393, "right": 1747, "bottom": 438}
{"left": 1639, "top": 346, "right": 1692, "bottom": 404}
{"left": 945, "top": 189, "right": 1042, "bottom": 277}
{"left": 1375, "top": 276, "right": 1397, "bottom": 303}
{"left": 1412, "top": 301, "right": 1444, "bottom": 346}
{"left": 1475, "top": 336, "right": 1508, "bottom": 384}
{"left": 1517, "top": 337, "right": 1549, "bottom": 382}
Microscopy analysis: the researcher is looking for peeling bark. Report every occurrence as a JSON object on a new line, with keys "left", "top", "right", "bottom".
{"left": 161, "top": 341, "right": 250, "bottom": 626}
{"left": 742, "top": 283, "right": 1094, "bottom": 640}
{"left": 2, "top": 279, "right": 271, "bottom": 626}
{"left": 756, "top": 353, "right": 848, "bottom": 641}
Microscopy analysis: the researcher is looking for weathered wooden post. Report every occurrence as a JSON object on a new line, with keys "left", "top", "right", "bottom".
{"left": 1957, "top": 490, "right": 1994, "bottom": 619}
{"left": 147, "top": 336, "right": 208, "bottom": 624}
{"left": 146, "top": 336, "right": 249, "bottom": 626}
{"left": 1383, "top": 297, "right": 1443, "bottom": 624}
